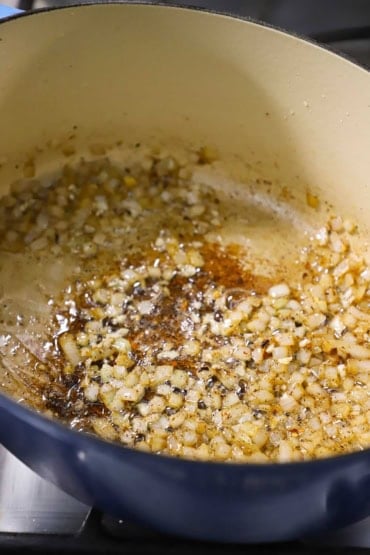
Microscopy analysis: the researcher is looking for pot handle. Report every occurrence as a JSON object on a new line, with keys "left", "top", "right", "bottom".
{"left": 0, "top": 4, "right": 22, "bottom": 19}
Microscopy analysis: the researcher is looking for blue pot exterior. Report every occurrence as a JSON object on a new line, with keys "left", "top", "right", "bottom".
{"left": 0, "top": 393, "right": 369, "bottom": 543}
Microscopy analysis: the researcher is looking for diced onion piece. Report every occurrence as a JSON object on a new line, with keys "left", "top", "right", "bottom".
{"left": 268, "top": 283, "right": 290, "bottom": 298}
{"left": 59, "top": 333, "right": 80, "bottom": 366}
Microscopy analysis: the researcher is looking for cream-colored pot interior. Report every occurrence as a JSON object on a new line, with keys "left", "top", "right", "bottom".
{"left": 0, "top": 3, "right": 368, "bottom": 225}
{"left": 0, "top": 2, "right": 369, "bottom": 469}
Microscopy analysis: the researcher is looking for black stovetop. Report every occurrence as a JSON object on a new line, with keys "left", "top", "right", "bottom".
{"left": 0, "top": 509, "right": 368, "bottom": 555}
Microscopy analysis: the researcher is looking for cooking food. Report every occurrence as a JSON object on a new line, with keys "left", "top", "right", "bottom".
{"left": 0, "top": 147, "right": 369, "bottom": 463}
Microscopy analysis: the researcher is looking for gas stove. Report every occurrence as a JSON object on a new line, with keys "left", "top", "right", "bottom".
{"left": 1, "top": 442, "right": 370, "bottom": 554}
{"left": 0, "top": 1, "right": 370, "bottom": 553}
{"left": 1, "top": 443, "right": 370, "bottom": 553}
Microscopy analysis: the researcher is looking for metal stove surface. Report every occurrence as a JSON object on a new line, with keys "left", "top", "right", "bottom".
{"left": 0, "top": 446, "right": 90, "bottom": 535}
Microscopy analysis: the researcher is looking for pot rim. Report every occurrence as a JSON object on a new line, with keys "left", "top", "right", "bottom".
{"left": 0, "top": 0, "right": 368, "bottom": 471}
{"left": 0, "top": 0, "right": 368, "bottom": 72}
